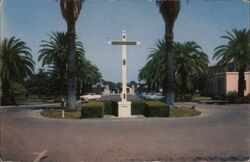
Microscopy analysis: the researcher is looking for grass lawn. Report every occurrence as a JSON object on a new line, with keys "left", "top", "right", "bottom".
{"left": 170, "top": 107, "right": 201, "bottom": 117}
{"left": 41, "top": 109, "right": 81, "bottom": 119}
{"left": 15, "top": 96, "right": 55, "bottom": 105}
{"left": 192, "top": 94, "right": 211, "bottom": 102}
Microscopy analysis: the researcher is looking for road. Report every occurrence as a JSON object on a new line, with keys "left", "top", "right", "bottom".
{"left": 0, "top": 103, "right": 249, "bottom": 162}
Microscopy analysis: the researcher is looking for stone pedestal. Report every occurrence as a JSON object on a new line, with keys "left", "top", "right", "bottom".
{"left": 118, "top": 101, "right": 131, "bottom": 117}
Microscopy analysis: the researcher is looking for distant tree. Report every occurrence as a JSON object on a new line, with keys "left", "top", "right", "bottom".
{"left": 156, "top": 0, "right": 180, "bottom": 106}
{"left": 0, "top": 37, "right": 34, "bottom": 105}
{"left": 25, "top": 69, "right": 52, "bottom": 98}
{"left": 214, "top": 29, "right": 250, "bottom": 96}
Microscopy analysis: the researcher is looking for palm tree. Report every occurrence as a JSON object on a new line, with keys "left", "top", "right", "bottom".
{"left": 139, "top": 39, "right": 166, "bottom": 92}
{"left": 0, "top": 37, "right": 34, "bottom": 105}
{"left": 60, "top": 0, "right": 84, "bottom": 109}
{"left": 76, "top": 58, "right": 102, "bottom": 96}
{"left": 139, "top": 39, "right": 209, "bottom": 100}
{"left": 173, "top": 41, "right": 208, "bottom": 100}
{"left": 214, "top": 29, "right": 250, "bottom": 97}
{"left": 156, "top": 0, "right": 180, "bottom": 106}
{"left": 38, "top": 31, "right": 85, "bottom": 99}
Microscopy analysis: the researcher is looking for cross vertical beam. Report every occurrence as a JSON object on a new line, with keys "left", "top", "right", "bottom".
{"left": 121, "top": 31, "right": 127, "bottom": 101}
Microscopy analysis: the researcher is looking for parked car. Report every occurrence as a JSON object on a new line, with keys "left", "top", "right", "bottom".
{"left": 80, "top": 93, "right": 101, "bottom": 101}
{"left": 145, "top": 93, "right": 164, "bottom": 100}
{"left": 138, "top": 92, "right": 147, "bottom": 99}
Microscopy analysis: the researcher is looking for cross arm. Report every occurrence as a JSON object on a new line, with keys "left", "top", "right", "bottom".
{"left": 108, "top": 41, "right": 141, "bottom": 46}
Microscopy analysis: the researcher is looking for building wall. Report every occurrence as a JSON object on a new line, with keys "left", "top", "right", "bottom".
{"left": 244, "top": 72, "right": 250, "bottom": 95}
{"left": 226, "top": 72, "right": 239, "bottom": 94}
{"left": 207, "top": 73, "right": 226, "bottom": 95}
{"left": 225, "top": 72, "right": 250, "bottom": 95}
{"left": 207, "top": 63, "right": 250, "bottom": 96}
{"left": 208, "top": 72, "right": 250, "bottom": 96}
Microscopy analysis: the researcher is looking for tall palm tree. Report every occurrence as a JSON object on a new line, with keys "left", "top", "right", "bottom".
{"left": 38, "top": 31, "right": 85, "bottom": 99}
{"left": 214, "top": 29, "right": 250, "bottom": 97}
{"left": 60, "top": 0, "right": 84, "bottom": 109}
{"left": 173, "top": 41, "right": 208, "bottom": 100}
{"left": 156, "top": 0, "right": 180, "bottom": 106}
{"left": 0, "top": 37, "right": 34, "bottom": 105}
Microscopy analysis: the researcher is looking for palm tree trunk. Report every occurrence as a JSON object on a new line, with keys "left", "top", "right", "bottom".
{"left": 76, "top": 78, "right": 81, "bottom": 99}
{"left": 165, "top": 27, "right": 175, "bottom": 106}
{"left": 1, "top": 79, "right": 11, "bottom": 105}
{"left": 60, "top": 65, "right": 66, "bottom": 109}
{"left": 238, "top": 66, "right": 245, "bottom": 97}
{"left": 180, "top": 70, "right": 187, "bottom": 101}
{"left": 66, "top": 22, "right": 77, "bottom": 109}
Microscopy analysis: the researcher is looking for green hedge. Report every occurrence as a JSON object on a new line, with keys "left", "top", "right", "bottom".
{"left": 145, "top": 101, "right": 170, "bottom": 117}
{"left": 103, "top": 101, "right": 118, "bottom": 116}
{"left": 81, "top": 102, "right": 104, "bottom": 118}
{"left": 131, "top": 100, "right": 146, "bottom": 115}
{"left": 81, "top": 101, "right": 169, "bottom": 118}
{"left": 103, "top": 101, "right": 113, "bottom": 115}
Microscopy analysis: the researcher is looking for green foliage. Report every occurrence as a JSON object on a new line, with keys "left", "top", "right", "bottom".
{"left": 111, "top": 101, "right": 118, "bottom": 116}
{"left": 41, "top": 101, "right": 201, "bottom": 119}
{"left": 11, "top": 81, "right": 27, "bottom": 96}
{"left": 226, "top": 91, "right": 238, "bottom": 103}
{"left": 103, "top": 101, "right": 113, "bottom": 115}
{"left": 41, "top": 109, "right": 81, "bottom": 119}
{"left": 25, "top": 69, "right": 54, "bottom": 97}
{"left": 246, "top": 93, "right": 250, "bottom": 103}
{"left": 0, "top": 37, "right": 35, "bottom": 105}
{"left": 38, "top": 32, "right": 85, "bottom": 97}
{"left": 139, "top": 39, "right": 209, "bottom": 98}
{"left": 214, "top": 29, "right": 250, "bottom": 96}
{"left": 100, "top": 101, "right": 118, "bottom": 115}
{"left": 211, "top": 94, "right": 226, "bottom": 100}
{"left": 81, "top": 102, "right": 104, "bottom": 118}
{"left": 145, "top": 101, "right": 170, "bottom": 117}
{"left": 38, "top": 32, "right": 102, "bottom": 99}
{"left": 131, "top": 100, "right": 146, "bottom": 115}
{"left": 226, "top": 91, "right": 250, "bottom": 104}
{"left": 170, "top": 107, "right": 201, "bottom": 117}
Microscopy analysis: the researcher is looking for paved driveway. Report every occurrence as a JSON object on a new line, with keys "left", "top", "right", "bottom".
{"left": 0, "top": 103, "right": 249, "bottom": 162}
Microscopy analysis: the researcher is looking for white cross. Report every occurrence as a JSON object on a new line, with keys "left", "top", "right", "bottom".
{"left": 109, "top": 31, "right": 140, "bottom": 102}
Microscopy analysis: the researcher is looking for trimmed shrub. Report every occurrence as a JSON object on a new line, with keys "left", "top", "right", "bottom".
{"left": 131, "top": 100, "right": 146, "bottom": 115}
{"left": 245, "top": 93, "right": 250, "bottom": 103}
{"left": 103, "top": 101, "right": 113, "bottom": 115}
{"left": 145, "top": 101, "right": 170, "bottom": 117}
{"left": 81, "top": 102, "right": 104, "bottom": 118}
{"left": 102, "top": 101, "right": 118, "bottom": 116}
{"left": 211, "top": 94, "right": 226, "bottom": 100}
{"left": 226, "top": 91, "right": 238, "bottom": 103}
{"left": 111, "top": 101, "right": 118, "bottom": 116}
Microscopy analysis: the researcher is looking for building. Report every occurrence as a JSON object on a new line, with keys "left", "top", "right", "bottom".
{"left": 207, "top": 63, "right": 250, "bottom": 96}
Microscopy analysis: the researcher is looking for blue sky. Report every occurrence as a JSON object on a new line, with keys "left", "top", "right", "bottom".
{"left": 2, "top": 0, "right": 249, "bottom": 82}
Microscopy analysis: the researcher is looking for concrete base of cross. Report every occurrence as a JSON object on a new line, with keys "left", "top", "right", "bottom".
{"left": 118, "top": 101, "right": 131, "bottom": 117}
